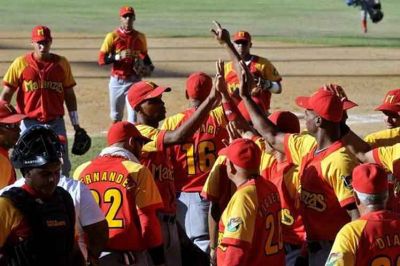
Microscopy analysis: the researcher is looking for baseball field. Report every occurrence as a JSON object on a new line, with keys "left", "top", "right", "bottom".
{"left": 1, "top": 0, "right": 400, "bottom": 169}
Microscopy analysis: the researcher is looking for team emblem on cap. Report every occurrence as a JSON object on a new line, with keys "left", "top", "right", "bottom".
{"left": 145, "top": 81, "right": 157, "bottom": 89}
{"left": 227, "top": 217, "right": 242, "bottom": 232}
{"left": 37, "top": 28, "right": 44, "bottom": 36}
{"left": 238, "top": 31, "right": 246, "bottom": 37}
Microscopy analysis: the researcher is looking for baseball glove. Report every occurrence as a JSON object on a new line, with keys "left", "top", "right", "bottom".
{"left": 72, "top": 128, "right": 91, "bottom": 155}
{"left": 133, "top": 57, "right": 154, "bottom": 78}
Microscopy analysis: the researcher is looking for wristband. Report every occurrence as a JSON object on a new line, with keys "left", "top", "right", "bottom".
{"left": 69, "top": 111, "right": 79, "bottom": 126}
{"left": 222, "top": 102, "right": 238, "bottom": 121}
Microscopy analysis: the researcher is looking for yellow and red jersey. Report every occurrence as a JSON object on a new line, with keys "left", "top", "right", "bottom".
{"left": 217, "top": 178, "right": 285, "bottom": 265}
{"left": 372, "top": 143, "right": 400, "bottom": 213}
{"left": 73, "top": 156, "right": 163, "bottom": 251}
{"left": 161, "top": 107, "right": 227, "bottom": 192}
{"left": 136, "top": 124, "right": 176, "bottom": 214}
{"left": 2, "top": 53, "right": 76, "bottom": 122}
{"left": 98, "top": 28, "right": 148, "bottom": 79}
{"left": 364, "top": 127, "right": 400, "bottom": 149}
{"left": 0, "top": 147, "right": 16, "bottom": 189}
{"left": 224, "top": 56, "right": 282, "bottom": 110}
{"left": 327, "top": 210, "right": 400, "bottom": 266}
{"left": 285, "top": 133, "right": 358, "bottom": 241}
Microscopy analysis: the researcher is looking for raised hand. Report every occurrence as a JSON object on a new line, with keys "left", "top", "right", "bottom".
{"left": 215, "top": 59, "right": 229, "bottom": 97}
{"left": 210, "top": 21, "right": 231, "bottom": 44}
{"left": 238, "top": 60, "right": 254, "bottom": 98}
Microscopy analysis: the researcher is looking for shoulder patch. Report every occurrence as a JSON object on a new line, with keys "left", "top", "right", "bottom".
{"left": 341, "top": 175, "right": 353, "bottom": 190}
{"left": 326, "top": 252, "right": 344, "bottom": 266}
{"left": 227, "top": 217, "right": 243, "bottom": 232}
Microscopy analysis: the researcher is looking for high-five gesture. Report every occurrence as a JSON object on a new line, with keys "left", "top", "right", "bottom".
{"left": 238, "top": 60, "right": 254, "bottom": 98}
{"left": 215, "top": 59, "right": 229, "bottom": 98}
{"left": 210, "top": 21, "right": 231, "bottom": 45}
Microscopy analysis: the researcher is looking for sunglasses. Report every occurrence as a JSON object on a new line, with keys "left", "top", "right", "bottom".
{"left": 0, "top": 123, "right": 20, "bottom": 129}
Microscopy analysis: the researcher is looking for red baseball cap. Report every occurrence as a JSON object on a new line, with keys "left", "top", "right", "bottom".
{"left": 219, "top": 138, "right": 261, "bottom": 169}
{"left": 120, "top": 6, "right": 135, "bottom": 17}
{"left": 185, "top": 72, "right": 212, "bottom": 101}
{"left": 352, "top": 163, "right": 388, "bottom": 194}
{"left": 32, "top": 25, "right": 52, "bottom": 43}
{"left": 375, "top": 89, "right": 400, "bottom": 114}
{"left": 127, "top": 81, "right": 171, "bottom": 109}
{"left": 323, "top": 84, "right": 358, "bottom": 110}
{"left": 268, "top": 111, "right": 300, "bottom": 134}
{"left": 295, "top": 88, "right": 343, "bottom": 122}
{"left": 0, "top": 100, "right": 26, "bottom": 124}
{"left": 107, "top": 121, "right": 151, "bottom": 145}
{"left": 233, "top": 31, "right": 251, "bottom": 43}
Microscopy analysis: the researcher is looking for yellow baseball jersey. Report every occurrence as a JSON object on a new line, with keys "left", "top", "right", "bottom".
{"left": 373, "top": 143, "right": 400, "bottom": 177}
{"left": 285, "top": 133, "right": 358, "bottom": 241}
{"left": 0, "top": 147, "right": 16, "bottom": 189}
{"left": 364, "top": 127, "right": 400, "bottom": 148}
{"left": 161, "top": 107, "right": 227, "bottom": 192}
{"left": 0, "top": 197, "right": 24, "bottom": 247}
{"left": 326, "top": 210, "right": 400, "bottom": 266}
{"left": 217, "top": 178, "right": 285, "bottom": 265}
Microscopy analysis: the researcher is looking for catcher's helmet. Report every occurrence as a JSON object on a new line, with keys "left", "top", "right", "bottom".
{"left": 11, "top": 125, "right": 63, "bottom": 169}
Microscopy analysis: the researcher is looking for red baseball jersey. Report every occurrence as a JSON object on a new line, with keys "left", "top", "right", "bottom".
{"left": 2, "top": 53, "right": 76, "bottom": 122}
{"left": 0, "top": 147, "right": 16, "bottom": 189}
{"left": 364, "top": 127, "right": 400, "bottom": 149}
{"left": 285, "top": 133, "right": 358, "bottom": 241}
{"left": 327, "top": 210, "right": 400, "bottom": 266}
{"left": 73, "top": 156, "right": 163, "bottom": 251}
{"left": 224, "top": 56, "right": 281, "bottom": 110}
{"left": 98, "top": 28, "right": 148, "bottom": 79}
{"left": 217, "top": 178, "right": 285, "bottom": 265}
{"left": 161, "top": 107, "right": 227, "bottom": 192}
{"left": 136, "top": 124, "right": 176, "bottom": 214}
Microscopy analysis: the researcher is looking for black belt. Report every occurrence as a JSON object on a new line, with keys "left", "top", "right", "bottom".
{"left": 161, "top": 214, "right": 176, "bottom": 223}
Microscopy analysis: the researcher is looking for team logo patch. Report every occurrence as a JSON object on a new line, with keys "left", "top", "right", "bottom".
{"left": 227, "top": 217, "right": 242, "bottom": 232}
{"left": 325, "top": 252, "right": 343, "bottom": 266}
{"left": 341, "top": 175, "right": 353, "bottom": 190}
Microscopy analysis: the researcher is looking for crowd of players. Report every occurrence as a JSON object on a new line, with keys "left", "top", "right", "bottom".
{"left": 1, "top": 5, "right": 400, "bottom": 266}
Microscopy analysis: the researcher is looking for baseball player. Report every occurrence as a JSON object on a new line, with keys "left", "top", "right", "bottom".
{"left": 73, "top": 122, "right": 165, "bottom": 266}
{"left": 235, "top": 57, "right": 360, "bottom": 264}
{"left": 364, "top": 88, "right": 400, "bottom": 148}
{"left": 216, "top": 138, "right": 285, "bottom": 265}
{"left": 1, "top": 25, "right": 86, "bottom": 176}
{"left": 0, "top": 125, "right": 76, "bottom": 265}
{"left": 326, "top": 163, "right": 400, "bottom": 265}
{"left": 211, "top": 21, "right": 282, "bottom": 113}
{"left": 0, "top": 101, "right": 26, "bottom": 189}
{"left": 98, "top": 6, "right": 154, "bottom": 123}
{"left": 160, "top": 72, "right": 228, "bottom": 253}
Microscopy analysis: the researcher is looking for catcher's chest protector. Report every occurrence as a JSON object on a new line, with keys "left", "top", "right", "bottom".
{"left": 0, "top": 187, "right": 75, "bottom": 266}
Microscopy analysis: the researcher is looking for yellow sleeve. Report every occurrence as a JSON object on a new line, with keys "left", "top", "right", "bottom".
{"left": 376, "top": 144, "right": 400, "bottom": 173}
{"left": 2, "top": 56, "right": 28, "bottom": 89}
{"left": 364, "top": 128, "right": 400, "bottom": 148}
{"left": 221, "top": 186, "right": 257, "bottom": 245}
{"left": 122, "top": 161, "right": 162, "bottom": 209}
{"left": 322, "top": 149, "right": 357, "bottom": 205}
{"left": 99, "top": 32, "right": 116, "bottom": 54}
{"left": 326, "top": 220, "right": 366, "bottom": 266}
{"left": 160, "top": 113, "right": 185, "bottom": 131}
{"left": 0, "top": 198, "right": 24, "bottom": 247}
{"left": 136, "top": 124, "right": 163, "bottom": 152}
{"left": 202, "top": 155, "right": 226, "bottom": 201}
{"left": 257, "top": 57, "right": 282, "bottom": 82}
{"left": 72, "top": 161, "right": 92, "bottom": 181}
{"left": 58, "top": 56, "right": 76, "bottom": 89}
{"left": 286, "top": 132, "right": 316, "bottom": 165}
{"left": 0, "top": 154, "right": 13, "bottom": 189}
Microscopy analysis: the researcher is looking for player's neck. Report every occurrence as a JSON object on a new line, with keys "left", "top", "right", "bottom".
{"left": 33, "top": 52, "right": 51, "bottom": 61}
{"left": 137, "top": 116, "right": 159, "bottom": 128}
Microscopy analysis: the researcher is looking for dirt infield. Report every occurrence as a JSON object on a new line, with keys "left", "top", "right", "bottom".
{"left": 1, "top": 34, "right": 400, "bottom": 137}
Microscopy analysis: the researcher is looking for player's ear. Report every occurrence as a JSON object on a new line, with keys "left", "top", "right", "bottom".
{"left": 249, "top": 42, "right": 253, "bottom": 49}
{"left": 185, "top": 91, "right": 189, "bottom": 100}
{"left": 314, "top": 115, "right": 322, "bottom": 126}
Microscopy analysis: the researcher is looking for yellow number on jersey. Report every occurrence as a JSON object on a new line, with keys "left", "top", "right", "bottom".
{"left": 265, "top": 211, "right": 283, "bottom": 255}
{"left": 371, "top": 256, "right": 400, "bottom": 266}
{"left": 182, "top": 140, "right": 216, "bottom": 175}
{"left": 91, "top": 188, "right": 124, "bottom": 228}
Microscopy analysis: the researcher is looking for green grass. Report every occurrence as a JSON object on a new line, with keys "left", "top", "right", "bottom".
{"left": 1, "top": 0, "right": 400, "bottom": 47}
{"left": 69, "top": 136, "right": 106, "bottom": 172}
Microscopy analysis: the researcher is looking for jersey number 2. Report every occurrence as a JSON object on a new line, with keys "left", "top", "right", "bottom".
{"left": 265, "top": 211, "right": 283, "bottom": 255}
{"left": 91, "top": 188, "right": 124, "bottom": 228}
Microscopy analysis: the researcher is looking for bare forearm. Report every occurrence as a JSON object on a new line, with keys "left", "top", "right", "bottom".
{"left": 64, "top": 89, "right": 78, "bottom": 112}
{"left": 0, "top": 86, "right": 14, "bottom": 102}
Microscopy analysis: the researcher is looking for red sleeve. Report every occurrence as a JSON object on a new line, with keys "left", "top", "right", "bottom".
{"left": 137, "top": 208, "right": 163, "bottom": 248}
{"left": 222, "top": 101, "right": 240, "bottom": 122}
{"left": 372, "top": 148, "right": 381, "bottom": 165}
{"left": 156, "top": 130, "right": 167, "bottom": 151}
{"left": 98, "top": 51, "right": 107, "bottom": 65}
{"left": 219, "top": 245, "right": 249, "bottom": 266}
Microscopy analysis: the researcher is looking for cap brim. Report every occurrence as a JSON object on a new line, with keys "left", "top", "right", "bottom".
{"left": 234, "top": 37, "right": 250, "bottom": 42}
{"left": 143, "top": 86, "right": 171, "bottom": 101}
{"left": 295, "top": 96, "right": 311, "bottom": 110}
{"left": 343, "top": 100, "right": 358, "bottom": 110}
{"left": 375, "top": 103, "right": 400, "bottom": 113}
{"left": 0, "top": 114, "right": 26, "bottom": 124}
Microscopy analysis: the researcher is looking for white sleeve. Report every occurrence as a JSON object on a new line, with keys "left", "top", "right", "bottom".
{"left": 78, "top": 181, "right": 105, "bottom": 227}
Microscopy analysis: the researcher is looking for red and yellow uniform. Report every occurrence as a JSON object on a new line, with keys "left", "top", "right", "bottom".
{"left": 0, "top": 147, "right": 16, "bottom": 189}
{"left": 217, "top": 178, "right": 285, "bottom": 266}
{"left": 364, "top": 127, "right": 400, "bottom": 148}
{"left": 224, "top": 56, "right": 281, "bottom": 109}
{"left": 161, "top": 107, "right": 227, "bottom": 192}
{"left": 98, "top": 28, "right": 148, "bottom": 79}
{"left": 0, "top": 197, "right": 27, "bottom": 247}
{"left": 372, "top": 143, "right": 400, "bottom": 212}
{"left": 2, "top": 53, "right": 76, "bottom": 122}
{"left": 73, "top": 156, "right": 163, "bottom": 251}
{"left": 284, "top": 133, "right": 358, "bottom": 241}
{"left": 327, "top": 210, "right": 400, "bottom": 266}
{"left": 136, "top": 124, "right": 176, "bottom": 214}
